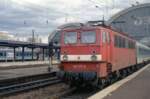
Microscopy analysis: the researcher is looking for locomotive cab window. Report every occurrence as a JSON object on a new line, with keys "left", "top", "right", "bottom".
{"left": 106, "top": 32, "right": 110, "bottom": 43}
{"left": 102, "top": 32, "right": 107, "bottom": 43}
{"left": 64, "top": 32, "right": 77, "bottom": 44}
{"left": 81, "top": 31, "right": 96, "bottom": 44}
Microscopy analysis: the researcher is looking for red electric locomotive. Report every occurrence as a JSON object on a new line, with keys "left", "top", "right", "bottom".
{"left": 59, "top": 21, "right": 136, "bottom": 87}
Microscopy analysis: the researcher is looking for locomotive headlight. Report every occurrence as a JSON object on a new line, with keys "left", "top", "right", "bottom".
{"left": 63, "top": 55, "right": 68, "bottom": 61}
{"left": 91, "top": 55, "right": 97, "bottom": 61}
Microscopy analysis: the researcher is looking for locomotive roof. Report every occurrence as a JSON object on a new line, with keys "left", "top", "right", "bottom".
{"left": 60, "top": 22, "right": 135, "bottom": 41}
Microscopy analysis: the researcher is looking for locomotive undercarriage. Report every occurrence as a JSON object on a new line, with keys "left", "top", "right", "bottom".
{"left": 57, "top": 71, "right": 97, "bottom": 87}
{"left": 95, "top": 61, "right": 149, "bottom": 89}
{"left": 57, "top": 60, "right": 150, "bottom": 88}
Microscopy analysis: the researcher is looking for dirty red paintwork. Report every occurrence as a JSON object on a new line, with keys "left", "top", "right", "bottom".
{"left": 60, "top": 26, "right": 136, "bottom": 78}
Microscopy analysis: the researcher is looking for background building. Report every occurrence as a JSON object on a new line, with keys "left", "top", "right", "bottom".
{"left": 107, "top": 3, "right": 150, "bottom": 47}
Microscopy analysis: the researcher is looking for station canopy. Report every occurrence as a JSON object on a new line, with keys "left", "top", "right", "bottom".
{"left": 107, "top": 3, "right": 150, "bottom": 47}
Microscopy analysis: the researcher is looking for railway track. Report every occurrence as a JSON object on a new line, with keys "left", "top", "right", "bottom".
{"left": 0, "top": 72, "right": 62, "bottom": 97}
{"left": 1, "top": 63, "right": 149, "bottom": 98}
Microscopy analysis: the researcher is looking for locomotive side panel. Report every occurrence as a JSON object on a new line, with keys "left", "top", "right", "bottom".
{"left": 97, "top": 28, "right": 113, "bottom": 78}
{"left": 100, "top": 29, "right": 111, "bottom": 62}
{"left": 99, "top": 28, "right": 136, "bottom": 76}
{"left": 111, "top": 31, "right": 136, "bottom": 72}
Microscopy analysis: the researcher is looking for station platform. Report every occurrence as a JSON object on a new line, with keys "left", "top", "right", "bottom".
{"left": 89, "top": 63, "right": 150, "bottom": 99}
{"left": 0, "top": 65, "right": 58, "bottom": 81}
{"left": 0, "top": 61, "right": 49, "bottom": 69}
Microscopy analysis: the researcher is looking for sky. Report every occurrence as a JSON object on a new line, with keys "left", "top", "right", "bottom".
{"left": 0, "top": 0, "right": 150, "bottom": 43}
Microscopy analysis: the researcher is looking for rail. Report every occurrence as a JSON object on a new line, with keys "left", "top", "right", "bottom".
{"left": 0, "top": 72, "right": 62, "bottom": 97}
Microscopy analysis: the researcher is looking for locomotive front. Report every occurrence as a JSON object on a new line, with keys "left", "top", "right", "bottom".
{"left": 59, "top": 27, "right": 103, "bottom": 84}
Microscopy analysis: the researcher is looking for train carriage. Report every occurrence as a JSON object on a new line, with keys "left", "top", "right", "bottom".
{"left": 136, "top": 42, "right": 150, "bottom": 63}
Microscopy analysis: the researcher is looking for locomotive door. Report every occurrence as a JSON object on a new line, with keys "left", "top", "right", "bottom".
{"left": 102, "top": 31, "right": 111, "bottom": 62}
{"left": 106, "top": 31, "right": 111, "bottom": 62}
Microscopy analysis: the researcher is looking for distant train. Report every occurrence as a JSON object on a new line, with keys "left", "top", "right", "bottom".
{"left": 49, "top": 22, "right": 150, "bottom": 87}
{"left": 0, "top": 49, "right": 38, "bottom": 62}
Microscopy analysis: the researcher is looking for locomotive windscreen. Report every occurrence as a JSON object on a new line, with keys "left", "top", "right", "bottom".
{"left": 81, "top": 31, "right": 96, "bottom": 44}
{"left": 64, "top": 32, "right": 77, "bottom": 44}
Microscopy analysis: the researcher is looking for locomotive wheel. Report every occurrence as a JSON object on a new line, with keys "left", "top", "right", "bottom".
{"left": 109, "top": 73, "right": 116, "bottom": 84}
{"left": 132, "top": 66, "right": 137, "bottom": 72}
{"left": 94, "top": 78, "right": 105, "bottom": 89}
{"left": 92, "top": 78, "right": 100, "bottom": 89}
{"left": 134, "top": 65, "right": 138, "bottom": 71}
{"left": 122, "top": 69, "right": 127, "bottom": 77}
{"left": 116, "top": 71, "right": 121, "bottom": 80}
{"left": 99, "top": 78, "right": 107, "bottom": 89}
{"left": 127, "top": 68, "right": 132, "bottom": 74}
{"left": 106, "top": 75, "right": 112, "bottom": 85}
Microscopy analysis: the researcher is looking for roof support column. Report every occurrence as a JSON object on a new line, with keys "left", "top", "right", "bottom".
{"left": 42, "top": 48, "right": 45, "bottom": 61}
{"left": 32, "top": 48, "right": 34, "bottom": 60}
{"left": 37, "top": 51, "right": 39, "bottom": 60}
{"left": 13, "top": 47, "right": 16, "bottom": 61}
{"left": 48, "top": 43, "right": 54, "bottom": 71}
{"left": 22, "top": 46, "right": 25, "bottom": 62}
